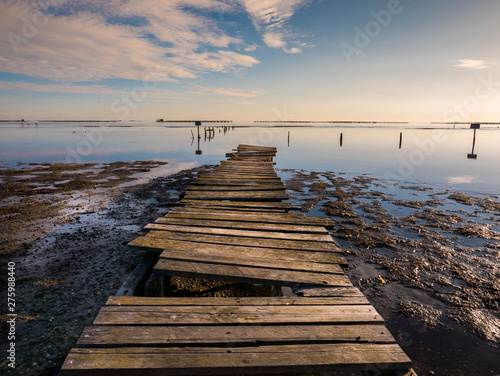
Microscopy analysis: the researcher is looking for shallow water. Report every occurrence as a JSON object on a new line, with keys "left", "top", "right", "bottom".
{"left": 1, "top": 121, "right": 499, "bottom": 194}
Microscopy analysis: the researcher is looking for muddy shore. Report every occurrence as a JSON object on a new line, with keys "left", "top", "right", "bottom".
{"left": 281, "top": 169, "right": 499, "bottom": 376}
{"left": 1, "top": 162, "right": 499, "bottom": 376}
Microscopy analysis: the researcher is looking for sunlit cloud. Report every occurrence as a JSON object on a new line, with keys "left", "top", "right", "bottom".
{"left": 191, "top": 86, "right": 265, "bottom": 98}
{"left": 244, "top": 44, "right": 258, "bottom": 52}
{"left": 454, "top": 59, "right": 495, "bottom": 70}
{"left": 0, "top": 1, "right": 258, "bottom": 83}
{"left": 239, "top": 0, "right": 311, "bottom": 53}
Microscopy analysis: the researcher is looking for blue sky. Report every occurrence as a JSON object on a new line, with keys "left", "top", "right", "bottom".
{"left": 0, "top": 0, "right": 499, "bottom": 122}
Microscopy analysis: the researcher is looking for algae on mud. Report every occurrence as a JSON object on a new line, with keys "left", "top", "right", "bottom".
{"left": 0, "top": 163, "right": 210, "bottom": 376}
{"left": 280, "top": 168, "right": 500, "bottom": 375}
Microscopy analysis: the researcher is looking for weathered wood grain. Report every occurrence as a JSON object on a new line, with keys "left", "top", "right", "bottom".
{"left": 154, "top": 217, "right": 329, "bottom": 234}
{"left": 155, "top": 249, "right": 343, "bottom": 274}
{"left": 294, "top": 287, "right": 366, "bottom": 297}
{"left": 62, "top": 343, "right": 411, "bottom": 375}
{"left": 128, "top": 237, "right": 347, "bottom": 265}
{"left": 77, "top": 323, "right": 392, "bottom": 347}
{"left": 143, "top": 230, "right": 342, "bottom": 252}
{"left": 153, "top": 259, "right": 351, "bottom": 287}
{"left": 104, "top": 296, "right": 368, "bottom": 306}
{"left": 94, "top": 304, "right": 383, "bottom": 325}
{"left": 165, "top": 209, "right": 335, "bottom": 227}
{"left": 182, "top": 190, "right": 289, "bottom": 201}
{"left": 144, "top": 223, "right": 334, "bottom": 242}
{"left": 187, "top": 185, "right": 286, "bottom": 191}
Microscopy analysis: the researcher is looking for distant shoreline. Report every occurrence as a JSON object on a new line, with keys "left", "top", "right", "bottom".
{"left": 1, "top": 120, "right": 500, "bottom": 125}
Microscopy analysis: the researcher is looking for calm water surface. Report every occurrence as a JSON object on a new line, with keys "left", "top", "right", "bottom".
{"left": 0, "top": 122, "right": 499, "bottom": 194}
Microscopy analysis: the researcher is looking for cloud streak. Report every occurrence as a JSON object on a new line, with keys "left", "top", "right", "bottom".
{"left": 239, "top": 0, "right": 311, "bottom": 53}
{"left": 454, "top": 59, "right": 495, "bottom": 70}
{"left": 0, "top": 1, "right": 259, "bottom": 83}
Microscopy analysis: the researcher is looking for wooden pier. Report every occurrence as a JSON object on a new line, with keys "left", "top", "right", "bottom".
{"left": 61, "top": 145, "right": 413, "bottom": 375}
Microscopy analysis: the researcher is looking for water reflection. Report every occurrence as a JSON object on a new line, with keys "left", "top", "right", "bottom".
{"left": 0, "top": 122, "right": 498, "bottom": 193}
{"left": 191, "top": 124, "right": 236, "bottom": 155}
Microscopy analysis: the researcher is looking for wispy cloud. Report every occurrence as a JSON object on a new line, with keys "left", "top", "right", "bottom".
{"left": 239, "top": 0, "right": 311, "bottom": 53}
{"left": 454, "top": 59, "right": 495, "bottom": 70}
{"left": 0, "top": 1, "right": 259, "bottom": 83}
{"left": 0, "top": 80, "right": 129, "bottom": 95}
{"left": 192, "top": 86, "right": 265, "bottom": 98}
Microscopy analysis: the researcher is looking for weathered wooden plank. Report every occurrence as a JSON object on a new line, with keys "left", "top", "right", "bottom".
{"left": 165, "top": 210, "right": 335, "bottom": 227}
{"left": 215, "top": 164, "right": 276, "bottom": 169}
{"left": 62, "top": 343, "right": 411, "bottom": 375}
{"left": 237, "top": 144, "right": 277, "bottom": 150}
{"left": 196, "top": 174, "right": 282, "bottom": 180}
{"left": 182, "top": 205, "right": 288, "bottom": 213}
{"left": 154, "top": 217, "right": 329, "bottom": 234}
{"left": 156, "top": 249, "right": 343, "bottom": 274}
{"left": 295, "top": 287, "right": 366, "bottom": 297}
{"left": 209, "top": 171, "right": 278, "bottom": 177}
{"left": 62, "top": 343, "right": 411, "bottom": 376}
{"left": 221, "top": 158, "right": 276, "bottom": 163}
{"left": 114, "top": 253, "right": 158, "bottom": 297}
{"left": 144, "top": 223, "right": 334, "bottom": 242}
{"left": 182, "top": 190, "right": 289, "bottom": 201}
{"left": 94, "top": 304, "right": 382, "bottom": 325}
{"left": 187, "top": 185, "right": 286, "bottom": 191}
{"left": 191, "top": 180, "right": 284, "bottom": 187}
{"left": 170, "top": 207, "right": 302, "bottom": 217}
{"left": 128, "top": 238, "right": 347, "bottom": 265}
{"left": 219, "top": 162, "right": 275, "bottom": 167}
{"left": 105, "top": 296, "right": 368, "bottom": 306}
{"left": 212, "top": 168, "right": 276, "bottom": 174}
{"left": 153, "top": 259, "right": 351, "bottom": 287}
{"left": 77, "top": 323, "right": 392, "bottom": 347}
{"left": 143, "top": 230, "right": 342, "bottom": 252}
{"left": 180, "top": 200, "right": 294, "bottom": 209}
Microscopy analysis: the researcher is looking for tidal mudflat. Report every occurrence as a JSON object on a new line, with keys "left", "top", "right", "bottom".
{"left": 280, "top": 169, "right": 500, "bottom": 375}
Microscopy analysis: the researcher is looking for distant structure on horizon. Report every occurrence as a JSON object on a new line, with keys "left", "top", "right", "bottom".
{"left": 158, "top": 120, "right": 233, "bottom": 123}
{"left": 254, "top": 120, "right": 409, "bottom": 124}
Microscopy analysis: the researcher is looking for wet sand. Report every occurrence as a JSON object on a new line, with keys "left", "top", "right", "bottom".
{"left": 0, "top": 162, "right": 206, "bottom": 375}
{"left": 1, "top": 163, "right": 499, "bottom": 375}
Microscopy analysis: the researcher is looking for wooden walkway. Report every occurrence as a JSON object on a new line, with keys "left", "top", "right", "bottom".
{"left": 61, "top": 145, "right": 413, "bottom": 375}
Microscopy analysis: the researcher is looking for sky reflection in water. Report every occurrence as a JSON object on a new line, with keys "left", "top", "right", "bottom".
{"left": 0, "top": 122, "right": 498, "bottom": 194}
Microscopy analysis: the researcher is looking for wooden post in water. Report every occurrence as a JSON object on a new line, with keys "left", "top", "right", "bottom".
{"left": 195, "top": 121, "right": 202, "bottom": 155}
{"left": 399, "top": 132, "right": 403, "bottom": 149}
{"left": 467, "top": 123, "right": 480, "bottom": 159}
{"left": 340, "top": 133, "right": 343, "bottom": 147}
{"left": 288, "top": 131, "right": 290, "bottom": 147}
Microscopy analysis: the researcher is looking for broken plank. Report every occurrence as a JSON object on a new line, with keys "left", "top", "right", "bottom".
{"left": 153, "top": 259, "right": 351, "bottom": 287}
{"left": 128, "top": 237, "right": 347, "bottom": 265}
{"left": 156, "top": 249, "right": 343, "bottom": 274}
